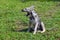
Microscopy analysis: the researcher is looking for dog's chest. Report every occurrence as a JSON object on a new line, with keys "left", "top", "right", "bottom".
{"left": 29, "top": 16, "right": 35, "bottom": 23}
{"left": 30, "top": 16, "right": 35, "bottom": 20}
{"left": 29, "top": 11, "right": 39, "bottom": 24}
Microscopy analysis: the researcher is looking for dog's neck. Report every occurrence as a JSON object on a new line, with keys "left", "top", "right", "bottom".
{"left": 27, "top": 10, "right": 37, "bottom": 20}
{"left": 31, "top": 10, "right": 37, "bottom": 17}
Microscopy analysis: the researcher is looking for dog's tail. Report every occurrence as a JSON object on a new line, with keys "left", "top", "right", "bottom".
{"left": 39, "top": 22, "right": 46, "bottom": 33}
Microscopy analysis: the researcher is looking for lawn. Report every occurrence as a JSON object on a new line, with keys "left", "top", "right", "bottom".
{"left": 0, "top": 0, "right": 60, "bottom": 40}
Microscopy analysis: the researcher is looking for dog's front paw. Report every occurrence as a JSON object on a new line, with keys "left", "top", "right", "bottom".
{"left": 33, "top": 32, "right": 36, "bottom": 34}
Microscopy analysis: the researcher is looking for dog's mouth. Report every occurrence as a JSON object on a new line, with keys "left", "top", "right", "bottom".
{"left": 25, "top": 13, "right": 30, "bottom": 16}
{"left": 21, "top": 9, "right": 28, "bottom": 16}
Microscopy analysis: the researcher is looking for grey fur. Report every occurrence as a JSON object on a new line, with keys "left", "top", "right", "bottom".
{"left": 22, "top": 6, "right": 45, "bottom": 34}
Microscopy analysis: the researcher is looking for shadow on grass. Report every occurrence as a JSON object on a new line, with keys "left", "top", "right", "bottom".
{"left": 12, "top": 28, "right": 34, "bottom": 33}
{"left": 20, "top": 0, "right": 60, "bottom": 2}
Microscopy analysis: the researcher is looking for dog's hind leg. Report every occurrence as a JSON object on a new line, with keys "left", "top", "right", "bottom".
{"left": 40, "top": 22, "right": 45, "bottom": 33}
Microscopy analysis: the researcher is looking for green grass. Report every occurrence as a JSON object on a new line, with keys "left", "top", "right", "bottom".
{"left": 0, "top": 0, "right": 60, "bottom": 40}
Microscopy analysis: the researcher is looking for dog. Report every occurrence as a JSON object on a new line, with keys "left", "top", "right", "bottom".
{"left": 21, "top": 6, "right": 45, "bottom": 34}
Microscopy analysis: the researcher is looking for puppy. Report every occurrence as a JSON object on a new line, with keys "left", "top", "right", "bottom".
{"left": 21, "top": 6, "right": 45, "bottom": 34}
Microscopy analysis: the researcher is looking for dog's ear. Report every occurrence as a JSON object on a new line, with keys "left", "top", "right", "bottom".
{"left": 30, "top": 5, "right": 35, "bottom": 10}
{"left": 31, "top": 6, "right": 35, "bottom": 8}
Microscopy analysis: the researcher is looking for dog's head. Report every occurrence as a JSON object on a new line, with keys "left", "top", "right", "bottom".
{"left": 21, "top": 6, "right": 35, "bottom": 16}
